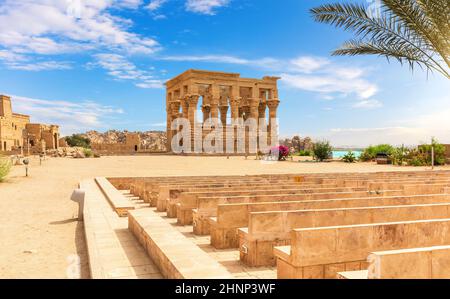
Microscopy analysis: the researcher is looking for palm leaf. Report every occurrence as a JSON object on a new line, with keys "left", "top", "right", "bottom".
{"left": 334, "top": 39, "right": 442, "bottom": 74}
{"left": 310, "top": 1, "right": 450, "bottom": 78}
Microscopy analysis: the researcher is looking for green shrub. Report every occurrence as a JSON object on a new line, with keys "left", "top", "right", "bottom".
{"left": 298, "top": 150, "right": 312, "bottom": 156}
{"left": 0, "top": 155, "right": 12, "bottom": 182}
{"left": 313, "top": 140, "right": 332, "bottom": 162}
{"left": 342, "top": 151, "right": 356, "bottom": 163}
{"left": 391, "top": 146, "right": 408, "bottom": 166}
{"left": 65, "top": 134, "right": 91, "bottom": 148}
{"left": 83, "top": 148, "right": 93, "bottom": 158}
{"left": 360, "top": 144, "right": 395, "bottom": 161}
{"left": 417, "top": 138, "right": 446, "bottom": 166}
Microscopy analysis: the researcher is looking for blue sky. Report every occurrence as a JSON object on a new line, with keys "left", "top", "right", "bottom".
{"left": 0, "top": 0, "right": 449, "bottom": 147}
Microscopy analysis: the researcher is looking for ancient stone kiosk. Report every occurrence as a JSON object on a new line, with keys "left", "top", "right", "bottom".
{"left": 165, "top": 70, "right": 281, "bottom": 154}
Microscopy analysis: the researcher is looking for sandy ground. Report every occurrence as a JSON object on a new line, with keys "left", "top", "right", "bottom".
{"left": 0, "top": 154, "right": 446, "bottom": 278}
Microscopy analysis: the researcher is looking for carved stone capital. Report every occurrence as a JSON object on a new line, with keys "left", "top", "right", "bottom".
{"left": 229, "top": 97, "right": 241, "bottom": 107}
{"left": 267, "top": 99, "right": 280, "bottom": 110}
{"left": 188, "top": 94, "right": 200, "bottom": 106}
{"left": 210, "top": 97, "right": 220, "bottom": 107}
{"left": 248, "top": 98, "right": 261, "bottom": 109}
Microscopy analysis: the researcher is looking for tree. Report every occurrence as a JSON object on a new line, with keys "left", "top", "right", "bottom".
{"left": 311, "top": 0, "right": 450, "bottom": 78}
{"left": 65, "top": 134, "right": 91, "bottom": 148}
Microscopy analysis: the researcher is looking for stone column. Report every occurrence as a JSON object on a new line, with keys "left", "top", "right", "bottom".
{"left": 168, "top": 101, "right": 181, "bottom": 152}
{"left": 219, "top": 105, "right": 228, "bottom": 153}
{"left": 230, "top": 97, "right": 240, "bottom": 121}
{"left": 166, "top": 92, "right": 171, "bottom": 151}
{"left": 188, "top": 95, "right": 200, "bottom": 130}
{"left": 210, "top": 84, "right": 221, "bottom": 122}
{"left": 247, "top": 98, "right": 260, "bottom": 154}
{"left": 202, "top": 105, "right": 211, "bottom": 123}
{"left": 258, "top": 102, "right": 267, "bottom": 149}
{"left": 219, "top": 105, "right": 229, "bottom": 126}
{"left": 248, "top": 98, "right": 260, "bottom": 120}
{"left": 181, "top": 98, "right": 189, "bottom": 119}
{"left": 188, "top": 95, "right": 200, "bottom": 152}
{"left": 228, "top": 97, "right": 241, "bottom": 154}
{"left": 267, "top": 99, "right": 280, "bottom": 146}
{"left": 210, "top": 99, "right": 219, "bottom": 121}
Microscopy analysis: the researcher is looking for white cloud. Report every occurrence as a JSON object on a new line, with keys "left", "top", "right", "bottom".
{"left": 185, "top": 0, "right": 230, "bottom": 15}
{"left": 0, "top": 49, "right": 72, "bottom": 71}
{"left": 281, "top": 73, "right": 377, "bottom": 99}
{"left": 146, "top": 0, "right": 167, "bottom": 11}
{"left": 162, "top": 54, "right": 250, "bottom": 64}
{"left": 161, "top": 53, "right": 377, "bottom": 100}
{"left": 92, "top": 53, "right": 164, "bottom": 89}
{"left": 6, "top": 60, "right": 72, "bottom": 71}
{"left": 290, "top": 56, "right": 330, "bottom": 74}
{"left": 8, "top": 94, "right": 124, "bottom": 136}
{"left": 326, "top": 101, "right": 450, "bottom": 147}
{"left": 352, "top": 99, "right": 383, "bottom": 109}
{"left": 0, "top": 0, "right": 160, "bottom": 69}
{"left": 115, "top": 0, "right": 143, "bottom": 9}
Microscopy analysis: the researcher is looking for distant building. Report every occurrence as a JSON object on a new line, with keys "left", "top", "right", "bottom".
{"left": 91, "top": 133, "right": 141, "bottom": 155}
{"left": 0, "top": 95, "right": 60, "bottom": 153}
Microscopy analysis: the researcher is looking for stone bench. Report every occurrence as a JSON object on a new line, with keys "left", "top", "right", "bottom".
{"left": 140, "top": 175, "right": 450, "bottom": 202}
{"left": 274, "top": 218, "right": 450, "bottom": 279}
{"left": 367, "top": 245, "right": 450, "bottom": 279}
{"left": 153, "top": 181, "right": 332, "bottom": 210}
{"left": 157, "top": 178, "right": 450, "bottom": 211}
{"left": 127, "top": 172, "right": 450, "bottom": 202}
{"left": 131, "top": 176, "right": 306, "bottom": 203}
{"left": 95, "top": 177, "right": 135, "bottom": 217}
{"left": 127, "top": 170, "right": 450, "bottom": 198}
{"left": 155, "top": 182, "right": 341, "bottom": 212}
{"left": 240, "top": 202, "right": 450, "bottom": 267}
{"left": 128, "top": 209, "right": 233, "bottom": 279}
{"left": 210, "top": 194, "right": 450, "bottom": 249}
{"left": 187, "top": 189, "right": 408, "bottom": 232}
{"left": 174, "top": 186, "right": 370, "bottom": 224}
{"left": 189, "top": 182, "right": 450, "bottom": 234}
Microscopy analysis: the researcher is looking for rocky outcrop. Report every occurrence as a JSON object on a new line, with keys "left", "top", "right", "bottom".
{"left": 80, "top": 130, "right": 167, "bottom": 152}
{"left": 280, "top": 136, "right": 314, "bottom": 152}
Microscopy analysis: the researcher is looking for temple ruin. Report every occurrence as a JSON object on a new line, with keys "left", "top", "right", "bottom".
{"left": 165, "top": 70, "right": 281, "bottom": 154}
{"left": 0, "top": 95, "right": 60, "bottom": 153}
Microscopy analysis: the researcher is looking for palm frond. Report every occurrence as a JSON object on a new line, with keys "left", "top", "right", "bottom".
{"left": 333, "top": 39, "right": 445, "bottom": 76}
{"left": 310, "top": 1, "right": 450, "bottom": 78}
{"left": 415, "top": 0, "right": 450, "bottom": 62}
{"left": 382, "top": 0, "right": 449, "bottom": 67}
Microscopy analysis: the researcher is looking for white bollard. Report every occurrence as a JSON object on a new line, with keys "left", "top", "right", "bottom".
{"left": 70, "top": 189, "right": 85, "bottom": 221}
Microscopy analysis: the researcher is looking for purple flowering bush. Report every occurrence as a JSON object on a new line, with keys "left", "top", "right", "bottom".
{"left": 270, "top": 145, "right": 290, "bottom": 161}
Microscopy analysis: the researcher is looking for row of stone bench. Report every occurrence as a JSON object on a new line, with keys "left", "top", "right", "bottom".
{"left": 274, "top": 218, "right": 450, "bottom": 278}
{"left": 240, "top": 200, "right": 450, "bottom": 267}
{"left": 121, "top": 172, "right": 450, "bottom": 278}
{"left": 119, "top": 170, "right": 450, "bottom": 207}
{"left": 209, "top": 193, "right": 450, "bottom": 249}
{"left": 154, "top": 177, "right": 450, "bottom": 223}
{"left": 183, "top": 182, "right": 450, "bottom": 230}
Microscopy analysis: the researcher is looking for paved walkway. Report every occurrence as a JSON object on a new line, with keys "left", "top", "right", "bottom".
{"left": 82, "top": 179, "right": 161, "bottom": 278}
